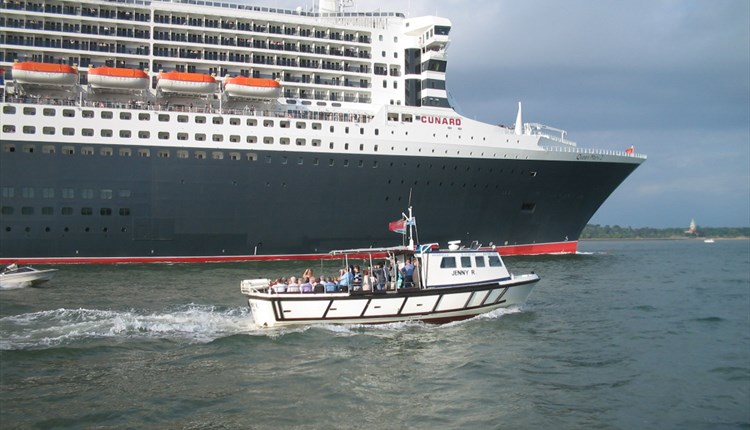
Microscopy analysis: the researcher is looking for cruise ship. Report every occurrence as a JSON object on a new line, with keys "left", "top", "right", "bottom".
{"left": 0, "top": 0, "right": 646, "bottom": 264}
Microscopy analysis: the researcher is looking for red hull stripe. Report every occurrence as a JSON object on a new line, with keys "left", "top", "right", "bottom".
{"left": 0, "top": 241, "right": 577, "bottom": 265}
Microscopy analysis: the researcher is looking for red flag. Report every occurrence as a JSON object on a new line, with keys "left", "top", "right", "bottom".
{"left": 625, "top": 146, "right": 634, "bottom": 154}
{"left": 388, "top": 219, "right": 406, "bottom": 234}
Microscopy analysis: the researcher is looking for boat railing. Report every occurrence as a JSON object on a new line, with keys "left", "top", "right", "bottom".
{"left": 541, "top": 144, "right": 647, "bottom": 160}
{"left": 241, "top": 279, "right": 271, "bottom": 295}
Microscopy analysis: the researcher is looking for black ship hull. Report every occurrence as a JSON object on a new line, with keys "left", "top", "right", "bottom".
{"left": 0, "top": 141, "right": 640, "bottom": 263}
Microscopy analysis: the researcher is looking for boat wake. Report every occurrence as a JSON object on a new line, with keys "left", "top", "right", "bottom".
{"left": 0, "top": 305, "right": 254, "bottom": 350}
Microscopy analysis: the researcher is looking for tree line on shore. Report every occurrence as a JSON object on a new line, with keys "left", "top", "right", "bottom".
{"left": 580, "top": 224, "right": 750, "bottom": 239}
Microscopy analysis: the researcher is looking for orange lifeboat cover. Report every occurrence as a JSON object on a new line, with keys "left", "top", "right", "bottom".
{"left": 225, "top": 77, "right": 280, "bottom": 88}
{"left": 89, "top": 67, "right": 148, "bottom": 79}
{"left": 13, "top": 62, "right": 77, "bottom": 74}
{"left": 159, "top": 71, "right": 215, "bottom": 83}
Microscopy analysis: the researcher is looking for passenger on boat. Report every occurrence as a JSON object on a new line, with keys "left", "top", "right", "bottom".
{"left": 412, "top": 259, "right": 422, "bottom": 289}
{"left": 374, "top": 262, "right": 388, "bottom": 291}
{"left": 352, "top": 265, "right": 363, "bottom": 286}
{"left": 338, "top": 267, "right": 353, "bottom": 291}
{"left": 287, "top": 276, "right": 301, "bottom": 293}
{"left": 402, "top": 258, "right": 415, "bottom": 288}
{"left": 324, "top": 277, "right": 338, "bottom": 293}
{"left": 300, "top": 277, "right": 313, "bottom": 293}
{"left": 271, "top": 278, "right": 287, "bottom": 293}
{"left": 302, "top": 268, "right": 314, "bottom": 280}
{"left": 362, "top": 269, "right": 373, "bottom": 292}
{"left": 313, "top": 277, "right": 325, "bottom": 293}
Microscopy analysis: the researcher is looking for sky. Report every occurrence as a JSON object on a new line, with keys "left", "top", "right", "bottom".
{"left": 257, "top": 0, "right": 749, "bottom": 228}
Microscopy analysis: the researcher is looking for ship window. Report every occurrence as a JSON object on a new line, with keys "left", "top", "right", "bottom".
{"left": 43, "top": 145, "right": 55, "bottom": 154}
{"left": 461, "top": 256, "right": 472, "bottom": 268}
{"left": 120, "top": 112, "right": 131, "bottom": 120}
{"left": 82, "top": 189, "right": 94, "bottom": 199}
{"left": 100, "top": 147, "right": 113, "bottom": 156}
{"left": 1, "top": 207, "right": 12, "bottom": 215}
{"left": 177, "top": 150, "right": 189, "bottom": 159}
{"left": 343, "top": 159, "right": 349, "bottom": 167}
{"left": 61, "top": 188, "right": 74, "bottom": 199}
{"left": 265, "top": 155, "right": 272, "bottom": 164}
{"left": 312, "top": 123, "right": 321, "bottom": 130}
{"left": 195, "top": 116, "right": 206, "bottom": 124}
{"left": 158, "top": 114, "right": 169, "bottom": 122}
{"left": 61, "top": 207, "right": 73, "bottom": 215}
{"left": 101, "top": 189, "right": 113, "bottom": 199}
{"left": 177, "top": 115, "right": 188, "bottom": 123}
{"left": 247, "top": 136, "right": 257, "bottom": 144}
{"left": 42, "top": 207, "right": 53, "bottom": 215}
{"left": 2, "top": 106, "right": 15, "bottom": 114}
{"left": 246, "top": 152, "right": 258, "bottom": 161}
{"left": 23, "top": 126, "right": 36, "bottom": 134}
{"left": 295, "top": 122, "right": 306, "bottom": 129}
{"left": 43, "top": 127, "right": 55, "bottom": 135}
{"left": 195, "top": 151, "right": 206, "bottom": 159}
{"left": 22, "top": 207, "right": 34, "bottom": 215}
{"left": 62, "top": 146, "right": 75, "bottom": 155}
{"left": 158, "top": 132, "right": 169, "bottom": 140}
{"left": 372, "top": 161, "right": 378, "bottom": 168}
{"left": 119, "top": 208, "right": 131, "bottom": 216}
{"left": 212, "top": 134, "right": 223, "bottom": 142}
{"left": 230, "top": 152, "right": 241, "bottom": 160}
{"left": 81, "top": 207, "right": 93, "bottom": 216}
{"left": 263, "top": 137, "right": 274, "bottom": 144}
{"left": 138, "top": 113, "right": 150, "bottom": 121}
{"left": 475, "top": 256, "right": 486, "bottom": 267}
{"left": 330, "top": 126, "right": 335, "bottom": 132}
{"left": 101, "top": 111, "right": 113, "bottom": 119}
{"left": 312, "top": 139, "right": 320, "bottom": 147}
{"left": 158, "top": 150, "right": 169, "bottom": 158}
{"left": 82, "top": 147, "right": 94, "bottom": 155}
{"left": 247, "top": 119, "right": 257, "bottom": 126}
{"left": 212, "top": 117, "right": 223, "bottom": 125}
{"left": 195, "top": 133, "right": 206, "bottom": 141}
{"left": 1, "top": 187, "right": 14, "bottom": 197}
{"left": 177, "top": 132, "right": 188, "bottom": 140}
{"left": 488, "top": 256, "right": 503, "bottom": 267}
{"left": 100, "top": 208, "right": 112, "bottom": 216}
{"left": 63, "top": 109, "right": 74, "bottom": 117}
{"left": 345, "top": 127, "right": 349, "bottom": 134}
{"left": 43, "top": 108, "right": 55, "bottom": 116}
{"left": 280, "top": 121, "right": 290, "bottom": 128}
{"left": 212, "top": 152, "right": 223, "bottom": 160}
{"left": 358, "top": 160, "right": 364, "bottom": 168}
{"left": 281, "top": 156, "right": 288, "bottom": 165}
{"left": 297, "top": 157, "right": 304, "bottom": 165}
{"left": 230, "top": 118, "right": 240, "bottom": 126}
{"left": 101, "top": 129, "right": 113, "bottom": 137}
{"left": 23, "top": 107, "right": 36, "bottom": 115}
{"left": 280, "top": 137, "right": 290, "bottom": 145}
{"left": 83, "top": 110, "right": 94, "bottom": 118}
{"left": 22, "top": 187, "right": 34, "bottom": 198}
{"left": 2, "top": 125, "right": 16, "bottom": 133}
{"left": 119, "top": 148, "right": 131, "bottom": 157}
{"left": 82, "top": 129, "right": 94, "bottom": 136}
{"left": 328, "top": 159, "right": 335, "bottom": 166}
{"left": 138, "top": 149, "right": 150, "bottom": 157}
{"left": 296, "top": 138, "right": 305, "bottom": 146}
{"left": 263, "top": 120, "right": 274, "bottom": 127}
{"left": 440, "top": 257, "right": 457, "bottom": 269}
{"left": 138, "top": 131, "right": 150, "bottom": 139}
{"left": 120, "top": 130, "right": 131, "bottom": 138}
{"left": 359, "top": 144, "right": 364, "bottom": 151}
{"left": 329, "top": 142, "right": 334, "bottom": 149}
{"left": 230, "top": 135, "right": 240, "bottom": 143}
{"left": 344, "top": 143, "right": 349, "bottom": 150}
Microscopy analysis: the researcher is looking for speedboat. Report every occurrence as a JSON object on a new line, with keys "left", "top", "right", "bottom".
{"left": 240, "top": 208, "right": 540, "bottom": 327}
{"left": 0, "top": 264, "right": 58, "bottom": 289}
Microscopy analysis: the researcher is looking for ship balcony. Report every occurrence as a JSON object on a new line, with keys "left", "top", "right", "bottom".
{"left": 422, "top": 49, "right": 447, "bottom": 62}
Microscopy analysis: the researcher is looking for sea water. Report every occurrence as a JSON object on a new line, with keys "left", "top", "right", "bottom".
{"left": 1, "top": 240, "right": 748, "bottom": 429}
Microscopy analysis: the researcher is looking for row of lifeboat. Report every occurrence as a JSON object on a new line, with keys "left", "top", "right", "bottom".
{"left": 8, "top": 62, "right": 281, "bottom": 98}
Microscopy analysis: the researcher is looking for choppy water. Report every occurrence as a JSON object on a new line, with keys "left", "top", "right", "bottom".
{"left": 1, "top": 240, "right": 748, "bottom": 429}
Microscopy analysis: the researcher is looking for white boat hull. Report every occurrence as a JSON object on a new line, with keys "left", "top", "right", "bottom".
{"left": 157, "top": 79, "right": 217, "bottom": 94}
{"left": 12, "top": 70, "right": 77, "bottom": 86}
{"left": 224, "top": 84, "right": 281, "bottom": 99}
{"left": 89, "top": 75, "right": 148, "bottom": 90}
{"left": 0, "top": 269, "right": 57, "bottom": 289}
{"left": 243, "top": 274, "right": 538, "bottom": 327}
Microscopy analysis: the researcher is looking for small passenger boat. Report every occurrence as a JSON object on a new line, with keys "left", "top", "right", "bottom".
{"left": 224, "top": 76, "right": 281, "bottom": 99}
{"left": 0, "top": 264, "right": 58, "bottom": 289}
{"left": 11, "top": 61, "right": 78, "bottom": 86}
{"left": 88, "top": 66, "right": 149, "bottom": 90}
{"left": 157, "top": 71, "right": 217, "bottom": 94}
{"left": 240, "top": 208, "right": 540, "bottom": 327}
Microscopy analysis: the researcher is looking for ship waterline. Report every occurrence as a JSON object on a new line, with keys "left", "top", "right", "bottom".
{"left": 0, "top": 0, "right": 645, "bottom": 263}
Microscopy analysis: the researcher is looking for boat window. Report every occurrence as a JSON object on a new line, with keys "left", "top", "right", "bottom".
{"left": 102, "top": 111, "right": 114, "bottom": 119}
{"left": 23, "top": 126, "right": 36, "bottom": 134}
{"left": 138, "top": 131, "right": 150, "bottom": 139}
{"left": 158, "top": 132, "right": 169, "bottom": 140}
{"left": 295, "top": 122, "right": 306, "bottom": 129}
{"left": 158, "top": 150, "right": 169, "bottom": 158}
{"left": 119, "top": 208, "right": 131, "bottom": 216}
{"left": 195, "top": 133, "right": 206, "bottom": 141}
{"left": 212, "top": 134, "right": 223, "bottom": 142}
{"left": 100, "top": 147, "right": 113, "bottom": 156}
{"left": 100, "top": 208, "right": 112, "bottom": 216}
{"left": 63, "top": 109, "right": 74, "bottom": 118}
{"left": 295, "top": 138, "right": 305, "bottom": 146}
{"left": 280, "top": 120, "right": 290, "bottom": 128}
{"left": 195, "top": 116, "right": 206, "bottom": 124}
{"left": 138, "top": 149, "right": 150, "bottom": 157}
{"left": 21, "top": 207, "right": 34, "bottom": 215}
{"left": 138, "top": 113, "right": 150, "bottom": 121}
{"left": 247, "top": 119, "right": 257, "bottom": 126}
{"left": 263, "top": 120, "right": 274, "bottom": 127}
{"left": 61, "top": 207, "right": 73, "bottom": 215}
{"left": 120, "top": 112, "right": 131, "bottom": 120}
{"left": 440, "top": 257, "right": 457, "bottom": 268}
{"left": 23, "top": 107, "right": 36, "bottom": 115}
{"left": 119, "top": 148, "right": 131, "bottom": 157}
{"left": 488, "top": 256, "right": 503, "bottom": 267}
{"left": 246, "top": 152, "right": 258, "bottom": 161}
{"left": 82, "top": 147, "right": 94, "bottom": 155}
{"left": 43, "top": 108, "right": 55, "bottom": 117}
{"left": 81, "top": 207, "right": 93, "bottom": 216}
{"left": 62, "top": 146, "right": 75, "bottom": 155}
{"left": 177, "top": 133, "right": 188, "bottom": 140}
{"left": 195, "top": 151, "right": 206, "bottom": 159}
{"left": 120, "top": 130, "right": 131, "bottom": 138}
{"left": 461, "top": 256, "right": 472, "bottom": 268}
{"left": 43, "top": 127, "right": 55, "bottom": 135}
{"left": 263, "top": 137, "right": 274, "bottom": 144}
{"left": 475, "top": 256, "right": 486, "bottom": 267}
{"left": 312, "top": 123, "right": 321, "bottom": 130}
{"left": 230, "top": 135, "right": 240, "bottom": 143}
{"left": 247, "top": 136, "right": 257, "bottom": 144}
{"left": 3, "top": 106, "right": 16, "bottom": 114}
{"left": 101, "top": 129, "right": 113, "bottom": 137}
{"left": 42, "top": 207, "right": 53, "bottom": 215}
{"left": 177, "top": 115, "right": 188, "bottom": 123}
{"left": 212, "top": 152, "right": 223, "bottom": 160}
{"left": 43, "top": 145, "right": 55, "bottom": 154}
{"left": 230, "top": 152, "right": 241, "bottom": 160}
{"left": 212, "top": 117, "right": 223, "bottom": 125}
{"left": 1, "top": 206, "right": 12, "bottom": 215}
{"left": 230, "top": 118, "right": 240, "bottom": 126}
{"left": 158, "top": 114, "right": 169, "bottom": 122}
{"left": 2, "top": 125, "right": 16, "bottom": 133}
{"left": 177, "top": 150, "right": 189, "bottom": 159}
{"left": 280, "top": 137, "right": 290, "bottom": 145}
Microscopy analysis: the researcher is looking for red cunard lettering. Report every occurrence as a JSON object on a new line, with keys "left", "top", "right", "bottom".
{"left": 421, "top": 116, "right": 462, "bottom": 126}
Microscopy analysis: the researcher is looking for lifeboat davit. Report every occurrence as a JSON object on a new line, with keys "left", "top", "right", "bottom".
{"left": 157, "top": 71, "right": 217, "bottom": 94}
{"left": 224, "top": 77, "right": 281, "bottom": 99}
{"left": 12, "top": 62, "right": 77, "bottom": 86}
{"left": 88, "top": 67, "right": 149, "bottom": 90}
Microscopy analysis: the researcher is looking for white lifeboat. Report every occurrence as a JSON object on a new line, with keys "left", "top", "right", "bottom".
{"left": 157, "top": 71, "right": 217, "bottom": 94}
{"left": 88, "top": 67, "right": 149, "bottom": 90}
{"left": 12, "top": 62, "right": 77, "bottom": 86}
{"left": 224, "top": 76, "right": 281, "bottom": 99}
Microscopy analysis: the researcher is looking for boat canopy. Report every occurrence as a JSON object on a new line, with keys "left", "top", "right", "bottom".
{"left": 329, "top": 245, "right": 412, "bottom": 256}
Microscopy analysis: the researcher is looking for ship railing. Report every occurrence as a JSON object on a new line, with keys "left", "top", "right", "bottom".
{"left": 526, "top": 123, "right": 577, "bottom": 146}
{"left": 541, "top": 145, "right": 647, "bottom": 160}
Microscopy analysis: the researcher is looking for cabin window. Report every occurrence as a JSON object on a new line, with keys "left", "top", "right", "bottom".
{"left": 63, "top": 109, "right": 74, "bottom": 118}
{"left": 23, "top": 126, "right": 36, "bottom": 134}
{"left": 212, "top": 117, "right": 223, "bottom": 125}
{"left": 247, "top": 119, "right": 257, "bottom": 126}
{"left": 195, "top": 133, "right": 206, "bottom": 141}
{"left": 195, "top": 116, "right": 206, "bottom": 124}
{"left": 100, "top": 147, "right": 113, "bottom": 156}
{"left": 230, "top": 152, "right": 241, "bottom": 160}
{"left": 81, "top": 110, "right": 93, "bottom": 118}
{"left": 246, "top": 152, "right": 258, "bottom": 161}
{"left": 475, "top": 256, "right": 486, "bottom": 267}
{"left": 120, "top": 112, "right": 132, "bottom": 120}
{"left": 43, "top": 127, "right": 55, "bottom": 135}
{"left": 138, "top": 113, "right": 150, "bottom": 121}
{"left": 440, "top": 257, "right": 457, "bottom": 268}
{"left": 230, "top": 135, "right": 240, "bottom": 143}
{"left": 230, "top": 118, "right": 240, "bottom": 126}
{"left": 177, "top": 132, "right": 188, "bottom": 140}
{"left": 158, "top": 114, "right": 169, "bottom": 122}
{"left": 158, "top": 150, "right": 170, "bottom": 158}
{"left": 194, "top": 151, "right": 206, "bottom": 160}
{"left": 2, "top": 106, "right": 16, "bottom": 114}
{"left": 461, "top": 256, "right": 472, "bottom": 268}
{"left": 43, "top": 108, "right": 55, "bottom": 116}
{"left": 101, "top": 129, "right": 113, "bottom": 137}
{"left": 158, "top": 132, "right": 169, "bottom": 140}
{"left": 177, "top": 150, "right": 189, "bottom": 159}
{"left": 263, "top": 120, "right": 274, "bottom": 127}
{"left": 23, "top": 107, "right": 36, "bottom": 115}
{"left": 82, "top": 147, "right": 94, "bottom": 155}
{"left": 101, "top": 111, "right": 114, "bottom": 119}
{"left": 43, "top": 145, "right": 55, "bottom": 154}
{"left": 212, "top": 151, "right": 223, "bottom": 160}
{"left": 2, "top": 125, "right": 15, "bottom": 133}
{"left": 212, "top": 134, "right": 223, "bottom": 142}
{"left": 177, "top": 115, "right": 188, "bottom": 123}
{"left": 120, "top": 130, "right": 131, "bottom": 138}
{"left": 63, "top": 128, "right": 74, "bottom": 136}
{"left": 247, "top": 136, "right": 257, "bottom": 144}
{"left": 138, "top": 131, "right": 150, "bottom": 139}
{"left": 119, "top": 148, "right": 131, "bottom": 157}
{"left": 488, "top": 256, "right": 503, "bottom": 267}
{"left": 138, "top": 149, "right": 150, "bottom": 157}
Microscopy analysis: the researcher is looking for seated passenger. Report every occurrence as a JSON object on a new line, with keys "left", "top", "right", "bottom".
{"left": 271, "top": 278, "right": 287, "bottom": 293}
{"left": 324, "top": 277, "right": 338, "bottom": 293}
{"left": 300, "top": 277, "right": 313, "bottom": 293}
{"left": 361, "top": 269, "right": 373, "bottom": 292}
{"left": 286, "top": 276, "right": 300, "bottom": 293}
{"left": 352, "top": 265, "right": 363, "bottom": 287}
{"left": 313, "top": 277, "right": 325, "bottom": 293}
{"left": 338, "top": 267, "right": 353, "bottom": 291}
